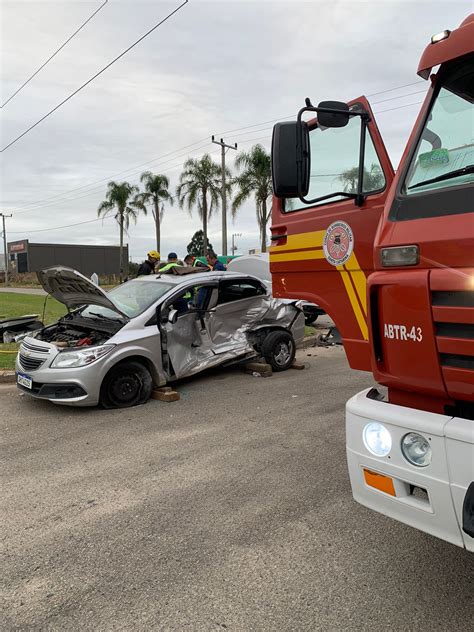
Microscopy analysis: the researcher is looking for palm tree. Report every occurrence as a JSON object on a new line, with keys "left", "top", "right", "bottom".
{"left": 133, "top": 172, "right": 173, "bottom": 254}
{"left": 232, "top": 144, "right": 272, "bottom": 252}
{"left": 338, "top": 163, "right": 385, "bottom": 194}
{"left": 97, "top": 181, "right": 139, "bottom": 282}
{"left": 176, "top": 154, "right": 229, "bottom": 256}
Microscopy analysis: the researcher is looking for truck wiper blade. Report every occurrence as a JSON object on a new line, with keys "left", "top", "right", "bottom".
{"left": 408, "top": 164, "right": 474, "bottom": 190}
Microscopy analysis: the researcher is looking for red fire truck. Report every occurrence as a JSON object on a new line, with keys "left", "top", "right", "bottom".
{"left": 270, "top": 15, "right": 473, "bottom": 549}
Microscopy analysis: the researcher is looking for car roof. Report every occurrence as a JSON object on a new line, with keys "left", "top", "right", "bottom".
{"left": 131, "top": 271, "right": 260, "bottom": 286}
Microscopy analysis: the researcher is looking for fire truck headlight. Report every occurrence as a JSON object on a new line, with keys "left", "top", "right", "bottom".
{"left": 363, "top": 422, "right": 392, "bottom": 457}
{"left": 401, "top": 433, "right": 432, "bottom": 467}
{"left": 381, "top": 245, "right": 419, "bottom": 267}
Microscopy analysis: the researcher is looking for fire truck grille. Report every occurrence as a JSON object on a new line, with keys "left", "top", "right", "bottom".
{"left": 431, "top": 287, "right": 474, "bottom": 402}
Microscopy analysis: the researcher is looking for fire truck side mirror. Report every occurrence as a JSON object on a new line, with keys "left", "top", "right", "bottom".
{"left": 317, "top": 101, "right": 350, "bottom": 128}
{"left": 271, "top": 120, "right": 310, "bottom": 198}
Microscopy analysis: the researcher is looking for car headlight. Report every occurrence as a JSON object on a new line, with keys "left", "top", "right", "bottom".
{"left": 51, "top": 344, "right": 114, "bottom": 369}
{"left": 401, "top": 432, "right": 432, "bottom": 467}
{"left": 363, "top": 422, "right": 392, "bottom": 457}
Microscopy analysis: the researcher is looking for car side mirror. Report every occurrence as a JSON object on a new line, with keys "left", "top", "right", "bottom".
{"left": 271, "top": 120, "right": 310, "bottom": 198}
{"left": 317, "top": 101, "right": 349, "bottom": 128}
{"left": 168, "top": 308, "right": 178, "bottom": 325}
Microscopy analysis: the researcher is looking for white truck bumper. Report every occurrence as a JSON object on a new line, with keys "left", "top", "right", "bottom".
{"left": 346, "top": 388, "right": 474, "bottom": 551}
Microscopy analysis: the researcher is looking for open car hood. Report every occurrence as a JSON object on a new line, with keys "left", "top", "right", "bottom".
{"left": 36, "top": 266, "right": 127, "bottom": 318}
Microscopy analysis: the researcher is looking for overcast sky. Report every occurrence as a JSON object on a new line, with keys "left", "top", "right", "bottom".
{"left": 0, "top": 0, "right": 471, "bottom": 262}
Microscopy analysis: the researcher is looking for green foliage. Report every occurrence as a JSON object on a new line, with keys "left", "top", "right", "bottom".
{"left": 187, "top": 230, "right": 214, "bottom": 257}
{"left": 232, "top": 144, "right": 272, "bottom": 252}
{"left": 97, "top": 181, "right": 142, "bottom": 281}
{"left": 134, "top": 172, "right": 173, "bottom": 252}
{"left": 176, "top": 154, "right": 230, "bottom": 254}
{"left": 338, "top": 163, "right": 385, "bottom": 194}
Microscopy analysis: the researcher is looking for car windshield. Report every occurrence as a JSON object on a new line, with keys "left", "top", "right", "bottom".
{"left": 81, "top": 279, "right": 174, "bottom": 319}
{"left": 404, "top": 55, "right": 474, "bottom": 195}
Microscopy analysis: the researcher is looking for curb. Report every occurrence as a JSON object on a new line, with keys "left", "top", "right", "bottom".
{"left": 0, "top": 371, "right": 16, "bottom": 384}
{"left": 297, "top": 334, "right": 320, "bottom": 349}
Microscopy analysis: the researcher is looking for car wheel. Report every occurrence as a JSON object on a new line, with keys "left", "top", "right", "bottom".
{"left": 304, "top": 313, "right": 318, "bottom": 325}
{"left": 262, "top": 330, "right": 295, "bottom": 372}
{"left": 100, "top": 360, "right": 153, "bottom": 409}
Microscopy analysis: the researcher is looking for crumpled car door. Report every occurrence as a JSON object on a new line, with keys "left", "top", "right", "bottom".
{"left": 206, "top": 295, "right": 266, "bottom": 353}
{"left": 161, "top": 285, "right": 225, "bottom": 379}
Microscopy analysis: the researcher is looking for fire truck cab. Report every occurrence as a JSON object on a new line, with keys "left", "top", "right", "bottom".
{"left": 270, "top": 15, "right": 473, "bottom": 549}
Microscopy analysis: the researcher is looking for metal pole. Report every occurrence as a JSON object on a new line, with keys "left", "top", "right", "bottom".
{"left": 231, "top": 232, "right": 242, "bottom": 255}
{"left": 221, "top": 144, "right": 227, "bottom": 256}
{"left": 212, "top": 136, "right": 237, "bottom": 257}
{"left": 1, "top": 213, "right": 12, "bottom": 286}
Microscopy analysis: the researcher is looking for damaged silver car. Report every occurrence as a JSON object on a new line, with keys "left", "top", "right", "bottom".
{"left": 15, "top": 266, "right": 304, "bottom": 408}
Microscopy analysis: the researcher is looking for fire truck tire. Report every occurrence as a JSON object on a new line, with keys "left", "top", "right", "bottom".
{"left": 100, "top": 360, "right": 153, "bottom": 409}
{"left": 262, "top": 331, "right": 296, "bottom": 372}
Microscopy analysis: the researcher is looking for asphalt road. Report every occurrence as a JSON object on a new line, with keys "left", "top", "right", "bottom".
{"left": 2, "top": 347, "right": 473, "bottom": 631}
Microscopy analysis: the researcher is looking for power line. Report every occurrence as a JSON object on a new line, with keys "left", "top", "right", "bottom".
{"left": 4, "top": 89, "right": 427, "bottom": 217}
{"left": 9, "top": 216, "right": 114, "bottom": 235}
{"left": 10, "top": 138, "right": 212, "bottom": 215}
{"left": 366, "top": 80, "right": 424, "bottom": 97}
{"left": 1, "top": 1, "right": 108, "bottom": 109}
{"left": 7, "top": 99, "right": 425, "bottom": 238}
{"left": 4, "top": 77, "right": 427, "bottom": 210}
{"left": 0, "top": 0, "right": 189, "bottom": 152}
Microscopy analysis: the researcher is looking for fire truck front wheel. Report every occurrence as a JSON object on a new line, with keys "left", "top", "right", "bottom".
{"left": 262, "top": 330, "right": 295, "bottom": 371}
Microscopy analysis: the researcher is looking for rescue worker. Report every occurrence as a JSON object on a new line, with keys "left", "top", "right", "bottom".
{"left": 206, "top": 251, "right": 226, "bottom": 271}
{"left": 137, "top": 250, "right": 160, "bottom": 276}
{"left": 184, "top": 254, "right": 195, "bottom": 266}
{"left": 159, "top": 252, "right": 180, "bottom": 273}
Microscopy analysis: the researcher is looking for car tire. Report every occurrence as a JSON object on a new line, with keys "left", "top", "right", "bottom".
{"left": 304, "top": 313, "right": 318, "bottom": 325}
{"left": 100, "top": 360, "right": 153, "bottom": 409}
{"left": 262, "top": 330, "right": 295, "bottom": 372}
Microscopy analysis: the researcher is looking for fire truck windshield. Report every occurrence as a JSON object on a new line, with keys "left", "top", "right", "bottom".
{"left": 404, "top": 56, "right": 474, "bottom": 196}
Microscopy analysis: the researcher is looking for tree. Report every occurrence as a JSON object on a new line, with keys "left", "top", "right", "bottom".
{"left": 187, "top": 230, "right": 214, "bottom": 257}
{"left": 176, "top": 154, "right": 230, "bottom": 256}
{"left": 133, "top": 172, "right": 173, "bottom": 254}
{"left": 97, "top": 181, "right": 140, "bottom": 282}
{"left": 338, "top": 163, "right": 385, "bottom": 194}
{"left": 232, "top": 144, "right": 272, "bottom": 252}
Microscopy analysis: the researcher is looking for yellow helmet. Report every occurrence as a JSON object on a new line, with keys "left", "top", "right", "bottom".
{"left": 148, "top": 250, "right": 160, "bottom": 260}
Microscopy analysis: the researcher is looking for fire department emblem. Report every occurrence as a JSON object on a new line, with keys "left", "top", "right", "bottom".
{"left": 323, "top": 221, "right": 354, "bottom": 266}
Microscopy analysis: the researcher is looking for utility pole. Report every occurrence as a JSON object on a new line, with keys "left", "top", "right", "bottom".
{"left": 0, "top": 213, "right": 12, "bottom": 286}
{"left": 231, "top": 232, "right": 242, "bottom": 256}
{"left": 212, "top": 136, "right": 237, "bottom": 257}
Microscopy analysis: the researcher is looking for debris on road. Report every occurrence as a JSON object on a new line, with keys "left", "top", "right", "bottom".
{"left": 151, "top": 387, "right": 180, "bottom": 402}
{"left": 291, "top": 362, "right": 306, "bottom": 370}
{"left": 244, "top": 361, "right": 272, "bottom": 378}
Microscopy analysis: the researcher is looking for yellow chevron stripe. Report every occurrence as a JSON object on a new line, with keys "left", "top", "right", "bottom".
{"left": 337, "top": 266, "right": 369, "bottom": 340}
{"left": 270, "top": 229, "right": 326, "bottom": 252}
{"left": 344, "top": 253, "right": 367, "bottom": 315}
{"left": 270, "top": 249, "right": 326, "bottom": 263}
{"left": 270, "top": 228, "right": 368, "bottom": 340}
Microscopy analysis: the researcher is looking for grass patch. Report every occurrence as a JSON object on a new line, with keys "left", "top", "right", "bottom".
{"left": 0, "top": 343, "right": 19, "bottom": 370}
{"left": 0, "top": 293, "right": 67, "bottom": 324}
{"left": 0, "top": 293, "right": 68, "bottom": 370}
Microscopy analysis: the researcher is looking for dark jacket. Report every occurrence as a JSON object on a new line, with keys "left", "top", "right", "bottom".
{"left": 137, "top": 259, "right": 155, "bottom": 276}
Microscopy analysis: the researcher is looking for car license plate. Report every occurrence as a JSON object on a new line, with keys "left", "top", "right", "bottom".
{"left": 17, "top": 372, "right": 33, "bottom": 389}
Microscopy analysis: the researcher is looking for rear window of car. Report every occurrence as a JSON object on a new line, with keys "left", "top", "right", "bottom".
{"left": 217, "top": 281, "right": 266, "bottom": 305}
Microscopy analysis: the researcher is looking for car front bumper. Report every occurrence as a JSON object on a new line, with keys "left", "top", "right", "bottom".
{"left": 15, "top": 357, "right": 101, "bottom": 406}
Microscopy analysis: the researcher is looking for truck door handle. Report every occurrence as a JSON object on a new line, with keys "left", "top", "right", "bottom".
{"left": 271, "top": 234, "right": 287, "bottom": 240}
